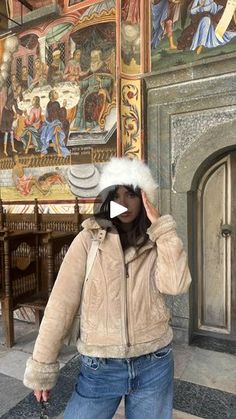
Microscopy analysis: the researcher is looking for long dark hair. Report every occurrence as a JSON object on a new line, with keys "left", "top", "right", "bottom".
{"left": 97, "top": 185, "right": 151, "bottom": 250}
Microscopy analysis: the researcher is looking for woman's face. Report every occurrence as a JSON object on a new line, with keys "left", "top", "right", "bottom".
{"left": 113, "top": 186, "right": 141, "bottom": 224}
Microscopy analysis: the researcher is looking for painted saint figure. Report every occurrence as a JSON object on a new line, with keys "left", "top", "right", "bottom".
{"left": 190, "top": 0, "right": 236, "bottom": 53}
{"left": 20, "top": 66, "right": 33, "bottom": 91}
{"left": 29, "top": 58, "right": 48, "bottom": 91}
{"left": 122, "top": 0, "right": 140, "bottom": 24}
{"left": 12, "top": 154, "right": 46, "bottom": 195}
{"left": 73, "top": 49, "right": 113, "bottom": 132}
{"left": 0, "top": 94, "right": 23, "bottom": 156}
{"left": 40, "top": 90, "right": 70, "bottom": 157}
{"left": 63, "top": 49, "right": 88, "bottom": 82}
{"left": 177, "top": 0, "right": 236, "bottom": 52}
{"left": 48, "top": 49, "right": 65, "bottom": 86}
{"left": 152, "top": 0, "right": 181, "bottom": 50}
{"left": 10, "top": 74, "right": 23, "bottom": 102}
{"left": 20, "top": 96, "right": 43, "bottom": 153}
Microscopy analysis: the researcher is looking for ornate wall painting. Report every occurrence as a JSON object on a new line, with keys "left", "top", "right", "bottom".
{"left": 63, "top": 0, "right": 106, "bottom": 13}
{"left": 121, "top": 78, "right": 142, "bottom": 159}
{"left": 69, "top": 0, "right": 87, "bottom": 4}
{"left": 151, "top": 0, "right": 236, "bottom": 72}
{"left": 0, "top": 0, "right": 117, "bottom": 203}
{"left": 121, "top": 0, "right": 141, "bottom": 74}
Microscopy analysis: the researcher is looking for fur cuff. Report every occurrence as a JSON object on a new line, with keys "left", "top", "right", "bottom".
{"left": 23, "top": 357, "right": 60, "bottom": 390}
{"left": 147, "top": 215, "right": 176, "bottom": 242}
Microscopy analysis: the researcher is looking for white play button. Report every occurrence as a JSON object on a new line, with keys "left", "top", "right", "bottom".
{"left": 110, "top": 201, "right": 128, "bottom": 218}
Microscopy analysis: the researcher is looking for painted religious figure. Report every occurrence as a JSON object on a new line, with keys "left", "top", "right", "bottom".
{"left": 0, "top": 93, "right": 23, "bottom": 156}
{"left": 47, "top": 49, "right": 65, "bottom": 86}
{"left": 20, "top": 96, "right": 42, "bottom": 153}
{"left": 63, "top": 49, "right": 88, "bottom": 82}
{"left": 20, "top": 66, "right": 33, "bottom": 91}
{"left": 151, "top": 0, "right": 236, "bottom": 70}
{"left": 122, "top": 0, "right": 140, "bottom": 23}
{"left": 177, "top": 0, "right": 236, "bottom": 53}
{"left": 29, "top": 57, "right": 48, "bottom": 91}
{"left": 12, "top": 154, "right": 46, "bottom": 196}
{"left": 40, "top": 90, "right": 70, "bottom": 157}
{"left": 72, "top": 49, "right": 113, "bottom": 132}
{"left": 152, "top": 0, "right": 181, "bottom": 50}
{"left": 121, "top": 0, "right": 141, "bottom": 73}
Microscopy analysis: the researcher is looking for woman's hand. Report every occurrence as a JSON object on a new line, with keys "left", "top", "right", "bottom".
{"left": 34, "top": 389, "right": 50, "bottom": 402}
{"left": 141, "top": 190, "right": 160, "bottom": 223}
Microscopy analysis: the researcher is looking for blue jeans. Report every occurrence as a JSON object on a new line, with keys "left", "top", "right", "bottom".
{"left": 63, "top": 344, "right": 174, "bottom": 419}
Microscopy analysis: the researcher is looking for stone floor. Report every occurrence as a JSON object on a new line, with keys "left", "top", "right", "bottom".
{"left": 0, "top": 318, "right": 236, "bottom": 418}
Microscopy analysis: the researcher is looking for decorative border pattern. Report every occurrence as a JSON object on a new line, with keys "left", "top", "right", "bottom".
{"left": 121, "top": 78, "right": 142, "bottom": 159}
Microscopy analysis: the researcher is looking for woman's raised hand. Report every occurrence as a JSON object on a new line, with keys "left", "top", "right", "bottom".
{"left": 141, "top": 190, "right": 160, "bottom": 224}
{"left": 34, "top": 389, "right": 50, "bottom": 402}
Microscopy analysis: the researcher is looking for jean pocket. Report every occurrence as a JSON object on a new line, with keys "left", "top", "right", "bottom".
{"left": 80, "top": 355, "right": 100, "bottom": 370}
{"left": 152, "top": 344, "right": 172, "bottom": 360}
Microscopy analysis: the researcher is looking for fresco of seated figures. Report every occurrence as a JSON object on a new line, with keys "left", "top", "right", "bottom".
{"left": 151, "top": 0, "right": 236, "bottom": 71}
{"left": 0, "top": 0, "right": 117, "bottom": 202}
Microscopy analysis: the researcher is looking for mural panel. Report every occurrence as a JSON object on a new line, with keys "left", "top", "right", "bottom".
{"left": 121, "top": 0, "right": 141, "bottom": 74}
{"left": 0, "top": 0, "right": 117, "bottom": 202}
{"left": 151, "top": 0, "right": 236, "bottom": 71}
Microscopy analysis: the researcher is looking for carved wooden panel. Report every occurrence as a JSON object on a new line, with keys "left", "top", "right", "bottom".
{"left": 197, "top": 155, "right": 231, "bottom": 334}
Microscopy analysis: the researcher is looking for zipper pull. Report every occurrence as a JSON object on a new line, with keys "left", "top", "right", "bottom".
{"left": 125, "top": 264, "right": 129, "bottom": 278}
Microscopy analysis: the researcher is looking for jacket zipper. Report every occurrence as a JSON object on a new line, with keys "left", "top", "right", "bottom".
{"left": 125, "top": 263, "right": 131, "bottom": 347}
{"left": 116, "top": 235, "right": 131, "bottom": 348}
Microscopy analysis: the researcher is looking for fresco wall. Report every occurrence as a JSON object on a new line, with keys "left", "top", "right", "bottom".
{"left": 120, "top": 0, "right": 144, "bottom": 160}
{"left": 151, "top": 0, "right": 236, "bottom": 71}
{"left": 0, "top": 0, "right": 117, "bottom": 203}
{"left": 2, "top": 0, "right": 234, "bottom": 203}
{"left": 121, "top": 0, "right": 141, "bottom": 74}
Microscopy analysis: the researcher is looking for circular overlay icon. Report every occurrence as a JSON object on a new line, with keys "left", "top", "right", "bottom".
{"left": 92, "top": 186, "right": 128, "bottom": 231}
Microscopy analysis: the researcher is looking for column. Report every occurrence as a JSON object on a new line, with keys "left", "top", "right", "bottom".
{"left": 119, "top": 0, "right": 151, "bottom": 159}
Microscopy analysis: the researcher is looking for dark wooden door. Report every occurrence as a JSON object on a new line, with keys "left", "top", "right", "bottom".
{"left": 195, "top": 152, "right": 236, "bottom": 344}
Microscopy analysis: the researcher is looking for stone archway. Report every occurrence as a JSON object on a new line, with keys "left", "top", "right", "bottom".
{"left": 174, "top": 119, "right": 236, "bottom": 193}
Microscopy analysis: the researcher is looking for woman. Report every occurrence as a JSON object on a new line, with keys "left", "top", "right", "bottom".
{"left": 23, "top": 157, "right": 191, "bottom": 418}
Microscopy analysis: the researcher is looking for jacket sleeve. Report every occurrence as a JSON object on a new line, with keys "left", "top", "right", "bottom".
{"left": 23, "top": 230, "right": 89, "bottom": 390}
{"left": 147, "top": 215, "right": 192, "bottom": 295}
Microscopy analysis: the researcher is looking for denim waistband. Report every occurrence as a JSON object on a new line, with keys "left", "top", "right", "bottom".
{"left": 80, "top": 343, "right": 172, "bottom": 364}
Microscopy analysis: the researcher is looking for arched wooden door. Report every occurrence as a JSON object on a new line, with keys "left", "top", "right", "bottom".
{"left": 193, "top": 153, "right": 236, "bottom": 347}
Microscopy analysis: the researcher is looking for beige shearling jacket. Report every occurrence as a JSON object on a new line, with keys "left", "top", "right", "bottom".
{"left": 24, "top": 215, "right": 191, "bottom": 390}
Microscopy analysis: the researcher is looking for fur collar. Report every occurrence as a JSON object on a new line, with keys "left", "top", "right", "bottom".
{"left": 82, "top": 217, "right": 155, "bottom": 263}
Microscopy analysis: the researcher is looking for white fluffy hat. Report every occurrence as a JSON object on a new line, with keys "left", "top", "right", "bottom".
{"left": 99, "top": 157, "right": 159, "bottom": 206}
